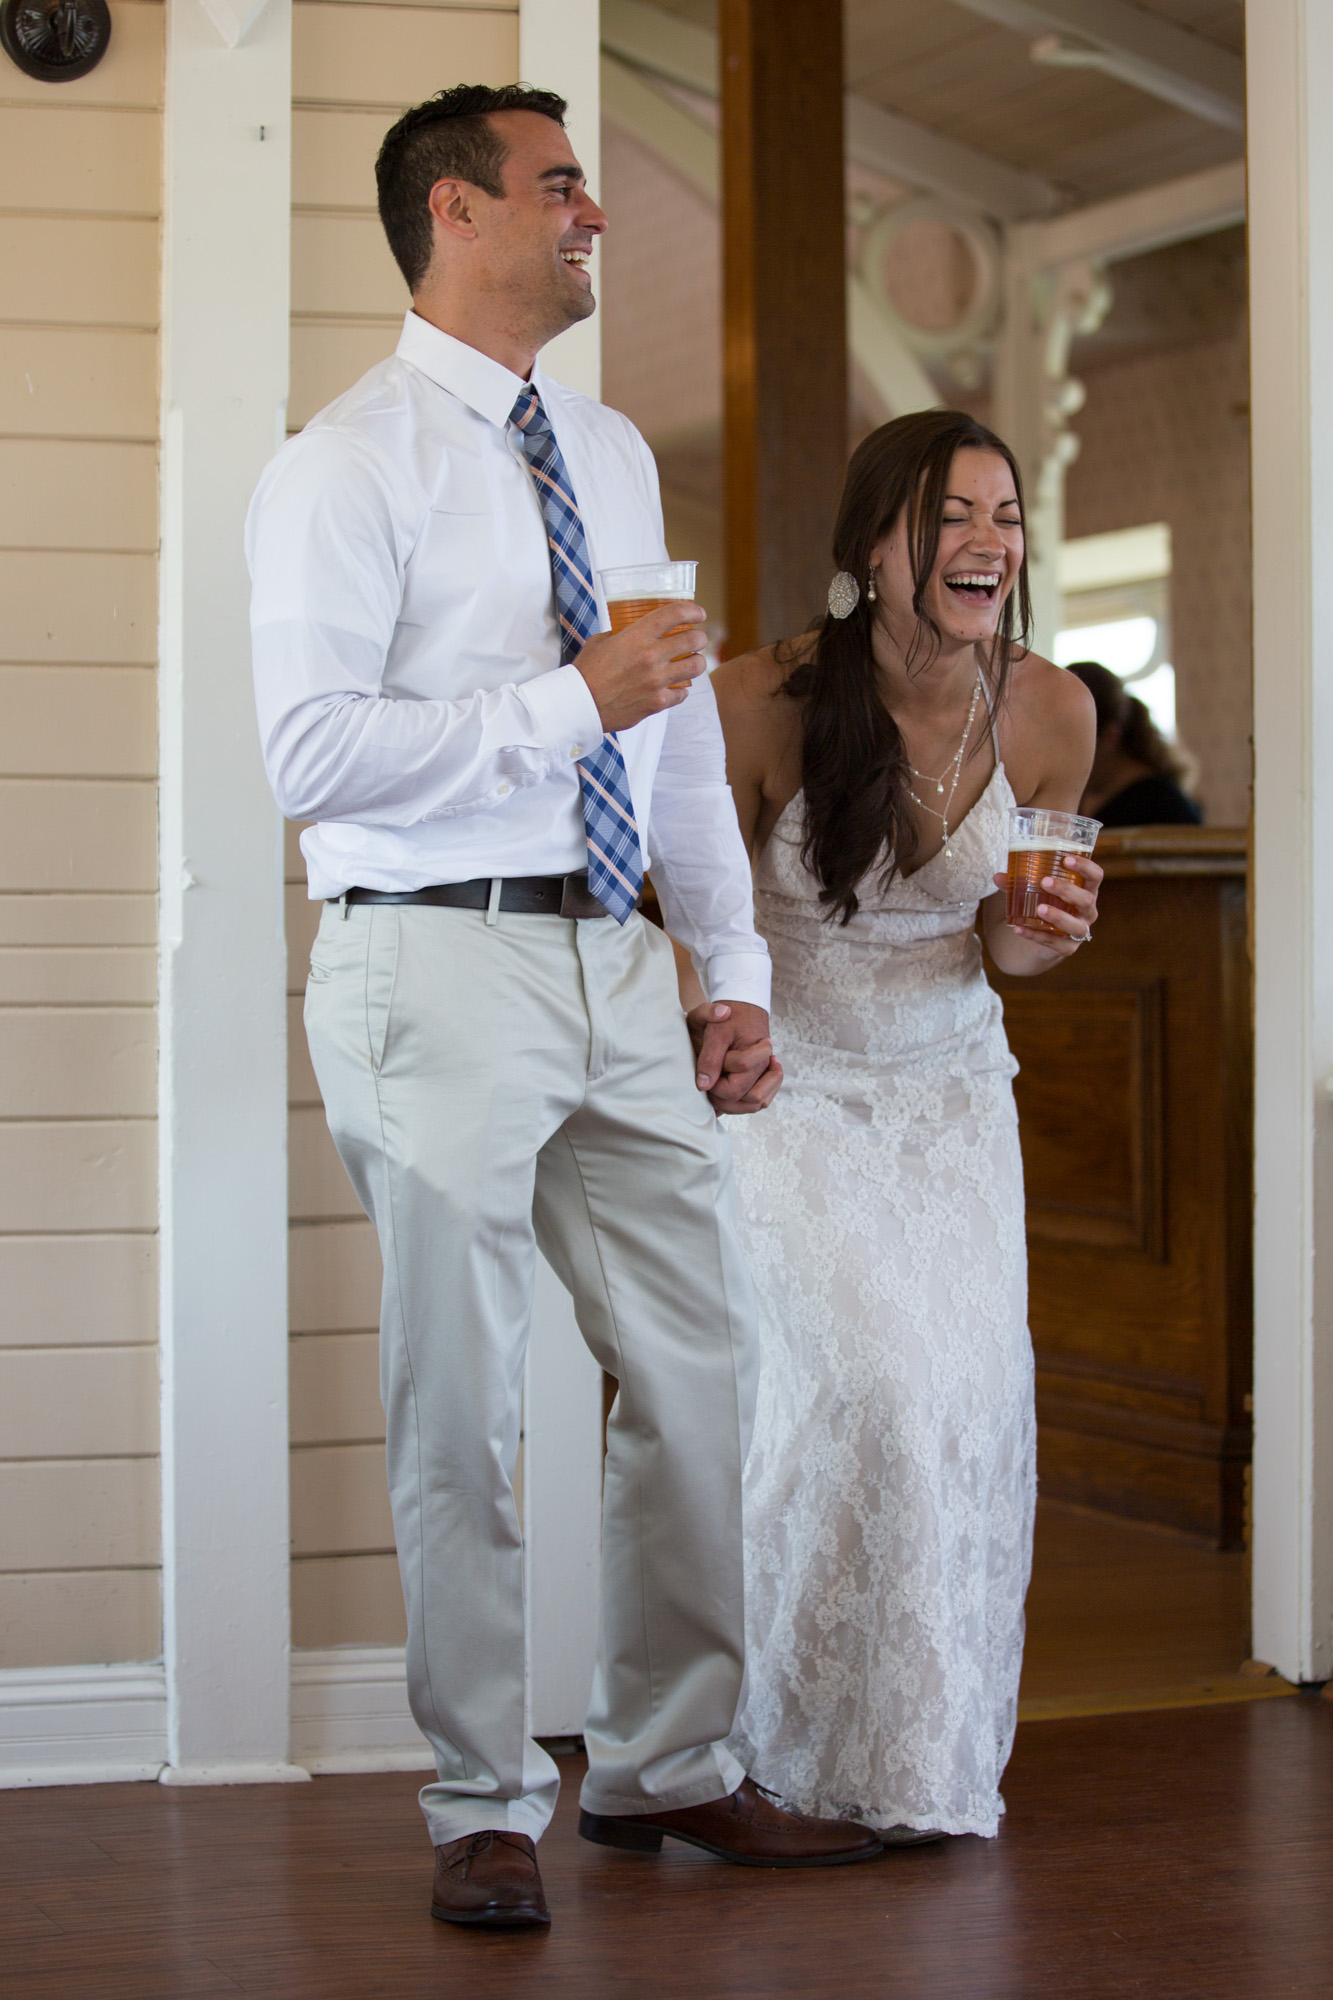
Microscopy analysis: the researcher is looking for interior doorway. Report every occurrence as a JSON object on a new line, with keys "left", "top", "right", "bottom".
{"left": 601, "top": 0, "right": 1275, "bottom": 1716}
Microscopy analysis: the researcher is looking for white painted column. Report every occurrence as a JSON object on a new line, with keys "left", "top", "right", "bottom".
{"left": 517, "top": 0, "right": 605, "bottom": 1734}
{"left": 520, "top": 0, "right": 601, "bottom": 401}
{"left": 994, "top": 253, "right": 1109, "bottom": 657}
{"left": 1247, "top": 0, "right": 1333, "bottom": 1686}
{"left": 158, "top": 0, "right": 305, "bottom": 1780}
{"left": 993, "top": 253, "right": 1062, "bottom": 653}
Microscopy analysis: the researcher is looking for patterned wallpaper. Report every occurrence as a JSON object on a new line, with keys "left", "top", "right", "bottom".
{"left": 1065, "top": 325, "right": 1253, "bottom": 827}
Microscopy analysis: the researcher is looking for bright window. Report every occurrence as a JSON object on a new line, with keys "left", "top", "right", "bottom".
{"left": 1056, "top": 526, "right": 1176, "bottom": 741}
{"left": 1054, "top": 618, "right": 1176, "bottom": 738}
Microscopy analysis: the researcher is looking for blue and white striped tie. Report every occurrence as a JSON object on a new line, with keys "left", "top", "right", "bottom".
{"left": 509, "top": 383, "right": 644, "bottom": 925}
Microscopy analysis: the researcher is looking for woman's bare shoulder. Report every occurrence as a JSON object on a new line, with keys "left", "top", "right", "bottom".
{"left": 1005, "top": 648, "right": 1095, "bottom": 729}
{"left": 1001, "top": 647, "right": 1097, "bottom": 799}
{"left": 712, "top": 642, "right": 806, "bottom": 811}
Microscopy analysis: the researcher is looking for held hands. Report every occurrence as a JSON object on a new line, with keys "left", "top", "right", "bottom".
{"left": 686, "top": 1000, "right": 784, "bottom": 1116}
{"left": 574, "top": 601, "right": 709, "bottom": 733}
{"left": 992, "top": 853, "right": 1103, "bottom": 959}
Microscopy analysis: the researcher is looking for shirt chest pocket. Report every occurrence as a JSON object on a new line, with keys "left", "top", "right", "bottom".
{"left": 399, "top": 509, "right": 506, "bottom": 628}
{"left": 568, "top": 440, "right": 665, "bottom": 574}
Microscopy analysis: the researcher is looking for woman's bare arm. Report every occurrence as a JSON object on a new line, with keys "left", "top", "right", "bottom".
{"left": 711, "top": 648, "right": 802, "bottom": 858}
{"left": 983, "top": 658, "right": 1101, "bottom": 975}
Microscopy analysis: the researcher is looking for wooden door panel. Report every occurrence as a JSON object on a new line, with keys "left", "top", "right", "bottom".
{"left": 990, "top": 833, "right": 1252, "bottom": 1544}
{"left": 1005, "top": 982, "right": 1163, "bottom": 1255}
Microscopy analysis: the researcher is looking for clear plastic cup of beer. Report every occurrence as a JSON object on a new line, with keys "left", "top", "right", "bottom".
{"left": 599, "top": 560, "right": 699, "bottom": 688}
{"left": 1005, "top": 807, "right": 1101, "bottom": 937}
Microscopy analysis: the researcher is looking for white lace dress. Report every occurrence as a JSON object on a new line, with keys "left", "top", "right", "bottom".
{"left": 729, "top": 759, "right": 1034, "bottom": 1838}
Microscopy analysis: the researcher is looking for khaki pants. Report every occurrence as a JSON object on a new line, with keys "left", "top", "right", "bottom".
{"left": 304, "top": 899, "right": 758, "bottom": 1844}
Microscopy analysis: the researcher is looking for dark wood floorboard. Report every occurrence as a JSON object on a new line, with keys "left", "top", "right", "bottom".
{"left": 2, "top": 1697, "right": 1331, "bottom": 1999}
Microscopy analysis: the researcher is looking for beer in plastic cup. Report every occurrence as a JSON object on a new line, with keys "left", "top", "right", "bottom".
{"left": 1005, "top": 807, "right": 1100, "bottom": 937}
{"left": 599, "top": 560, "right": 698, "bottom": 688}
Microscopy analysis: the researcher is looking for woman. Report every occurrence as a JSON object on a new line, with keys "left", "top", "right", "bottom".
{"left": 706, "top": 410, "right": 1100, "bottom": 1841}
{"left": 1065, "top": 659, "right": 1202, "bottom": 826}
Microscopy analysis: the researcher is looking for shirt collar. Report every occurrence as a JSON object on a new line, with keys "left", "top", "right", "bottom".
{"left": 396, "top": 311, "right": 530, "bottom": 430}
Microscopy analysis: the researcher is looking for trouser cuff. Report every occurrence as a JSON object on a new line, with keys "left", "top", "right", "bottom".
{"left": 422, "top": 1796, "right": 553, "bottom": 1848}
{"left": 579, "top": 1743, "right": 747, "bottom": 1817}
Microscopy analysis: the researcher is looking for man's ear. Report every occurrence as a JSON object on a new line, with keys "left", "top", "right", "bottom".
{"left": 428, "top": 177, "right": 480, "bottom": 244}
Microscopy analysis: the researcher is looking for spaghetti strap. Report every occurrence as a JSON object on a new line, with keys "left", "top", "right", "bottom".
{"left": 979, "top": 667, "right": 1003, "bottom": 767}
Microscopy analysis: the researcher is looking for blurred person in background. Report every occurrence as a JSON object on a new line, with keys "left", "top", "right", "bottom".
{"left": 1065, "top": 659, "right": 1202, "bottom": 827}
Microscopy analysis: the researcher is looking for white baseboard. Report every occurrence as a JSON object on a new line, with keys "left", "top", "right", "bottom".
{"left": 0, "top": 1647, "right": 457, "bottom": 1788}
{"left": 0, "top": 1662, "right": 167, "bottom": 1789}
{"left": 290, "top": 1646, "right": 434, "bottom": 1775}
{"left": 159, "top": 1760, "right": 312, "bottom": 1785}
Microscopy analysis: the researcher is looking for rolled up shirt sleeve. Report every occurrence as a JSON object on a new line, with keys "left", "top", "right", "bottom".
{"left": 246, "top": 428, "right": 603, "bottom": 826}
{"left": 648, "top": 672, "right": 771, "bottom": 1012}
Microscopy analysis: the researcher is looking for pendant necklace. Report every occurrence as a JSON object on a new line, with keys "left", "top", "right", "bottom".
{"left": 905, "top": 668, "right": 984, "bottom": 861}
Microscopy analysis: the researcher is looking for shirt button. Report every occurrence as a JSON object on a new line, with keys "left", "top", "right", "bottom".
{"left": 497, "top": 782, "right": 512, "bottom": 797}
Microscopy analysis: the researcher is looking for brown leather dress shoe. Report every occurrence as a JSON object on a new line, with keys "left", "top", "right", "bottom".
{"left": 430, "top": 1830, "right": 551, "bottom": 1928}
{"left": 579, "top": 1777, "right": 882, "bottom": 1868}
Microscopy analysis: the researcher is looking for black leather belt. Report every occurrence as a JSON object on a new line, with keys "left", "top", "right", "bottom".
{"left": 340, "top": 872, "right": 610, "bottom": 919}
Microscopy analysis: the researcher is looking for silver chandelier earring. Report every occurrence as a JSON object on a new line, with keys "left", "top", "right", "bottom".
{"left": 827, "top": 570, "right": 860, "bottom": 619}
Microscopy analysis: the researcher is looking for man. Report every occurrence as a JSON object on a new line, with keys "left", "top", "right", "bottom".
{"left": 247, "top": 84, "right": 881, "bottom": 1930}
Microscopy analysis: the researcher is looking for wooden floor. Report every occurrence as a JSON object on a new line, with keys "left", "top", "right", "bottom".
{"left": 1, "top": 1504, "right": 1312, "bottom": 1996}
{"left": 1018, "top": 1499, "right": 1280, "bottom": 1717}
{"left": 3, "top": 1697, "right": 1332, "bottom": 1998}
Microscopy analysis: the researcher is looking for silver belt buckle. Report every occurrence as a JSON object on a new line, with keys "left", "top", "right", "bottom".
{"left": 560, "top": 872, "right": 607, "bottom": 919}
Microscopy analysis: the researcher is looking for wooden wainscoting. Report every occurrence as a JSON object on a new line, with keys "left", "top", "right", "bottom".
{"left": 990, "top": 828, "right": 1252, "bottom": 1547}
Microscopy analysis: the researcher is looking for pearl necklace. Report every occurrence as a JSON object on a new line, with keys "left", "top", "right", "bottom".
{"left": 905, "top": 668, "right": 984, "bottom": 862}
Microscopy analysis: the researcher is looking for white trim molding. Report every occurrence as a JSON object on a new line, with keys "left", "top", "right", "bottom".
{"left": 950, "top": 0, "right": 1244, "bottom": 130}
{"left": 198, "top": 0, "right": 274, "bottom": 48}
{"left": 0, "top": 1664, "right": 167, "bottom": 1790}
{"left": 158, "top": 0, "right": 301, "bottom": 1783}
{"left": 1006, "top": 159, "right": 1245, "bottom": 279}
{"left": 1246, "top": 0, "right": 1333, "bottom": 1687}
{"left": 290, "top": 1648, "right": 432, "bottom": 1775}
{"left": 0, "top": 1655, "right": 426, "bottom": 1788}
{"left": 512, "top": 0, "right": 607, "bottom": 1731}
{"left": 520, "top": 0, "right": 601, "bottom": 398}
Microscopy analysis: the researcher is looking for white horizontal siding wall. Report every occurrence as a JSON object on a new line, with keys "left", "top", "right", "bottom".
{"left": 0, "top": 0, "right": 163, "bottom": 1689}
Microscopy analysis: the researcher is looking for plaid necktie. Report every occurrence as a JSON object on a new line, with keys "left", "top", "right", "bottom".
{"left": 509, "top": 383, "right": 644, "bottom": 924}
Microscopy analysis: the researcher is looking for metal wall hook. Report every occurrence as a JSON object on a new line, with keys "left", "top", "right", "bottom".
{"left": 1, "top": 0, "right": 111, "bottom": 81}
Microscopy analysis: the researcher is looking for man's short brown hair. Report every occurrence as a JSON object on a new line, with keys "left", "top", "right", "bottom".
{"left": 375, "top": 83, "right": 569, "bottom": 291}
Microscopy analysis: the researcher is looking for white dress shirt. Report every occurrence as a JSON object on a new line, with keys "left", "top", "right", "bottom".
{"left": 247, "top": 312, "right": 769, "bottom": 1009}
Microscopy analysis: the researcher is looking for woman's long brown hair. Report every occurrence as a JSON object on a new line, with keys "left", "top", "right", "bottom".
{"left": 779, "top": 409, "right": 1033, "bottom": 924}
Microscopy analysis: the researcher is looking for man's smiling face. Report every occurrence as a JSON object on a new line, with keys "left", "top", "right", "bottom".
{"left": 462, "top": 110, "right": 607, "bottom": 349}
